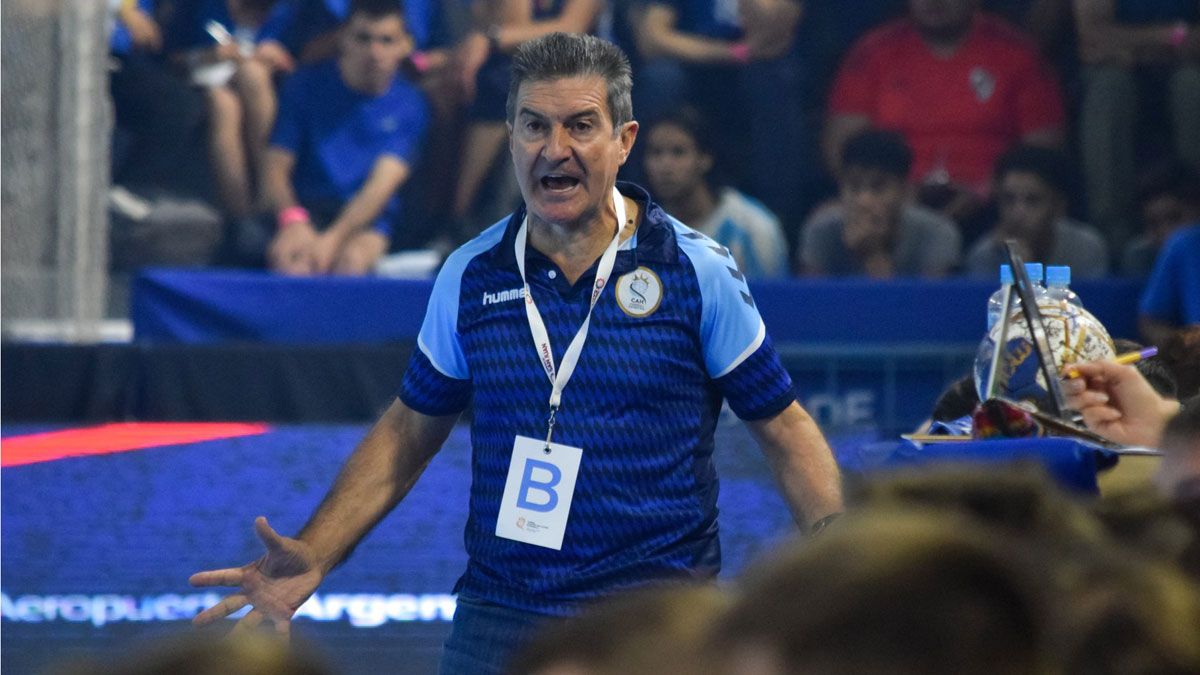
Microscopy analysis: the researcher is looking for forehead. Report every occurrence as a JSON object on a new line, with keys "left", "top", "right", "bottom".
{"left": 647, "top": 123, "right": 698, "bottom": 147}
{"left": 514, "top": 75, "right": 610, "bottom": 120}
{"left": 841, "top": 165, "right": 904, "bottom": 185}
{"left": 999, "top": 171, "right": 1053, "bottom": 195}
{"left": 346, "top": 13, "right": 406, "bottom": 35}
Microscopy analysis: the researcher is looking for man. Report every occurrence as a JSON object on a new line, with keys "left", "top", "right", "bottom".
{"left": 190, "top": 32, "right": 843, "bottom": 673}
{"left": 965, "top": 144, "right": 1109, "bottom": 279}
{"left": 825, "top": 0, "right": 1065, "bottom": 222}
{"left": 643, "top": 107, "right": 789, "bottom": 278}
{"left": 265, "top": 0, "right": 428, "bottom": 274}
{"left": 799, "top": 129, "right": 960, "bottom": 278}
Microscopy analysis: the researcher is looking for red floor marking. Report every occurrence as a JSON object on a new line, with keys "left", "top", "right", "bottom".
{"left": 0, "top": 423, "right": 271, "bottom": 467}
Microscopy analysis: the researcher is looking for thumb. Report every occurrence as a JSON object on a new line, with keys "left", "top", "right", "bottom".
{"left": 254, "top": 516, "right": 288, "bottom": 554}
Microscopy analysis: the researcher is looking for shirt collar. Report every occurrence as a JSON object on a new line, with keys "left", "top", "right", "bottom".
{"left": 489, "top": 181, "right": 678, "bottom": 270}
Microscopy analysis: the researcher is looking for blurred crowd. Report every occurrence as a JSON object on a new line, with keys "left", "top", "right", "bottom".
{"left": 106, "top": 0, "right": 1199, "bottom": 285}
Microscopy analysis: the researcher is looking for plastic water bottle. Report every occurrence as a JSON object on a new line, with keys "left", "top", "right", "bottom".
{"left": 986, "top": 264, "right": 1016, "bottom": 330}
{"left": 1044, "top": 265, "right": 1082, "bottom": 308}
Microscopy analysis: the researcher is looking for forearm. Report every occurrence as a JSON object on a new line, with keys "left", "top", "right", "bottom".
{"left": 749, "top": 402, "right": 844, "bottom": 528}
{"left": 263, "top": 149, "right": 299, "bottom": 212}
{"left": 642, "top": 30, "right": 743, "bottom": 63}
{"left": 326, "top": 160, "right": 408, "bottom": 240}
{"left": 299, "top": 399, "right": 456, "bottom": 573}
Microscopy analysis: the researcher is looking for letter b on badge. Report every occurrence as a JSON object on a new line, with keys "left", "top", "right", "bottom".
{"left": 497, "top": 436, "right": 582, "bottom": 550}
{"left": 517, "top": 459, "right": 560, "bottom": 512}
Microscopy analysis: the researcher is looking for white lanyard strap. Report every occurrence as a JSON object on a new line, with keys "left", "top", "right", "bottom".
{"left": 515, "top": 187, "right": 627, "bottom": 420}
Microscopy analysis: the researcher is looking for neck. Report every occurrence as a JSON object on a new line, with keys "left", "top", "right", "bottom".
{"left": 662, "top": 184, "right": 716, "bottom": 229}
{"left": 339, "top": 60, "right": 391, "bottom": 95}
{"left": 527, "top": 194, "right": 639, "bottom": 284}
{"left": 918, "top": 20, "right": 973, "bottom": 56}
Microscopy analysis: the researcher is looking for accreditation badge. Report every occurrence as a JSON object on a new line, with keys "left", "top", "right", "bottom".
{"left": 495, "top": 435, "right": 583, "bottom": 550}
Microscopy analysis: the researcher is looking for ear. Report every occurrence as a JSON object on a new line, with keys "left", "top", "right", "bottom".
{"left": 699, "top": 151, "right": 714, "bottom": 175}
{"left": 618, "top": 120, "right": 639, "bottom": 166}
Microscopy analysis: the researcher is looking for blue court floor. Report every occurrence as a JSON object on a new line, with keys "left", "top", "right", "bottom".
{"left": 2, "top": 420, "right": 825, "bottom": 674}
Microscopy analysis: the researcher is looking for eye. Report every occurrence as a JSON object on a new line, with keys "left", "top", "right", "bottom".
{"left": 525, "top": 120, "right": 543, "bottom": 132}
{"left": 573, "top": 120, "right": 593, "bottom": 133}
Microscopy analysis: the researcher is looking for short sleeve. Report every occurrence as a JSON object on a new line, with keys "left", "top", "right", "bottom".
{"left": 399, "top": 349, "right": 472, "bottom": 415}
{"left": 1140, "top": 231, "right": 1187, "bottom": 323}
{"left": 677, "top": 221, "right": 795, "bottom": 419}
{"left": 383, "top": 90, "right": 429, "bottom": 165}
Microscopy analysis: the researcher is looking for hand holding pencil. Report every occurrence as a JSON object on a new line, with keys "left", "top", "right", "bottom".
{"left": 1061, "top": 352, "right": 1181, "bottom": 447}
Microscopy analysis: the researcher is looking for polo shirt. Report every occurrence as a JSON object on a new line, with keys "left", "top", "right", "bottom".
{"left": 270, "top": 60, "right": 428, "bottom": 235}
{"left": 399, "top": 182, "right": 796, "bottom": 615}
{"left": 829, "top": 13, "right": 1064, "bottom": 193}
{"left": 1140, "top": 224, "right": 1200, "bottom": 326}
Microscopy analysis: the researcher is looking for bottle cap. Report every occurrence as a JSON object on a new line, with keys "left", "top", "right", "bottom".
{"left": 1024, "top": 262, "right": 1044, "bottom": 283}
{"left": 1046, "top": 265, "right": 1071, "bottom": 286}
{"left": 999, "top": 264, "right": 1013, "bottom": 284}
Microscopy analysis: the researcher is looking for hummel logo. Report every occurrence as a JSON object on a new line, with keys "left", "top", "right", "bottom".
{"left": 482, "top": 287, "right": 526, "bottom": 305}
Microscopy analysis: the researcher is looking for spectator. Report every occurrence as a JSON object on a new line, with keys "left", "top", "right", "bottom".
{"left": 799, "top": 129, "right": 960, "bottom": 278}
{"left": 824, "top": 0, "right": 1065, "bottom": 225}
{"left": 965, "top": 145, "right": 1109, "bottom": 279}
{"left": 1122, "top": 159, "right": 1200, "bottom": 277}
{"left": 1073, "top": 0, "right": 1200, "bottom": 251}
{"left": 447, "top": 0, "right": 605, "bottom": 233}
{"left": 643, "top": 108, "right": 789, "bottom": 278}
{"left": 630, "top": 0, "right": 815, "bottom": 230}
{"left": 262, "top": 0, "right": 429, "bottom": 274}
{"left": 1139, "top": 223, "right": 1200, "bottom": 347}
{"left": 167, "top": 0, "right": 298, "bottom": 237}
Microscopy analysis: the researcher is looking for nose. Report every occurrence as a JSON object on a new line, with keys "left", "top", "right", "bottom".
{"left": 542, "top": 125, "right": 572, "bottom": 163}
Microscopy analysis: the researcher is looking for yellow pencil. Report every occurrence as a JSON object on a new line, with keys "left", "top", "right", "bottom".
{"left": 1064, "top": 347, "right": 1157, "bottom": 379}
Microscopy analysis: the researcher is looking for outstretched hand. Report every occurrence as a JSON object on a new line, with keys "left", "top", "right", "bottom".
{"left": 189, "top": 516, "right": 324, "bottom": 639}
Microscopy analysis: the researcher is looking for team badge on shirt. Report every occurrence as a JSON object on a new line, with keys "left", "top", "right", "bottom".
{"left": 615, "top": 267, "right": 663, "bottom": 317}
{"left": 969, "top": 67, "right": 996, "bottom": 102}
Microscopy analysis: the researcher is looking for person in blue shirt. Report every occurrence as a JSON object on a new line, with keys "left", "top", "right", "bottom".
{"left": 167, "top": 0, "right": 298, "bottom": 230}
{"left": 1140, "top": 223, "right": 1200, "bottom": 348}
{"left": 261, "top": 0, "right": 429, "bottom": 274}
{"left": 190, "top": 33, "right": 843, "bottom": 673}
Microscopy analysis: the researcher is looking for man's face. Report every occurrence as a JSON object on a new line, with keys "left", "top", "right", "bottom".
{"left": 839, "top": 166, "right": 907, "bottom": 229}
{"left": 1141, "top": 194, "right": 1198, "bottom": 245}
{"left": 644, "top": 122, "right": 711, "bottom": 204}
{"left": 339, "top": 13, "right": 412, "bottom": 91}
{"left": 909, "top": 0, "right": 977, "bottom": 41}
{"left": 508, "top": 75, "right": 637, "bottom": 229}
{"left": 996, "top": 171, "right": 1063, "bottom": 240}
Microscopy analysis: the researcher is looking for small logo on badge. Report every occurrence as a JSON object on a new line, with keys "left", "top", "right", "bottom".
{"left": 517, "top": 516, "right": 526, "bottom": 529}
{"left": 615, "top": 267, "right": 663, "bottom": 317}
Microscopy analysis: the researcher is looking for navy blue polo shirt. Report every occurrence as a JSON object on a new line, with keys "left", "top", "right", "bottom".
{"left": 400, "top": 182, "right": 796, "bottom": 615}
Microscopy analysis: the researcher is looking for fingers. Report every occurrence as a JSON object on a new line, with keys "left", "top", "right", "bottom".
{"left": 193, "top": 594, "right": 249, "bottom": 626}
{"left": 1079, "top": 405, "right": 1123, "bottom": 430}
{"left": 254, "top": 516, "right": 287, "bottom": 555}
{"left": 275, "top": 617, "right": 292, "bottom": 642}
{"left": 229, "top": 608, "right": 266, "bottom": 637}
{"left": 189, "top": 567, "right": 245, "bottom": 587}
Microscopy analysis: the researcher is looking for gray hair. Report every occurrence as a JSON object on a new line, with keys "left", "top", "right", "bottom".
{"left": 506, "top": 32, "right": 634, "bottom": 132}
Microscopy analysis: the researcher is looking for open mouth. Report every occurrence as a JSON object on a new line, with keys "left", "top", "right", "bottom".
{"left": 540, "top": 175, "right": 581, "bottom": 192}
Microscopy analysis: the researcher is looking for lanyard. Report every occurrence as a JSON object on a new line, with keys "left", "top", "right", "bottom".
{"left": 515, "top": 187, "right": 627, "bottom": 450}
